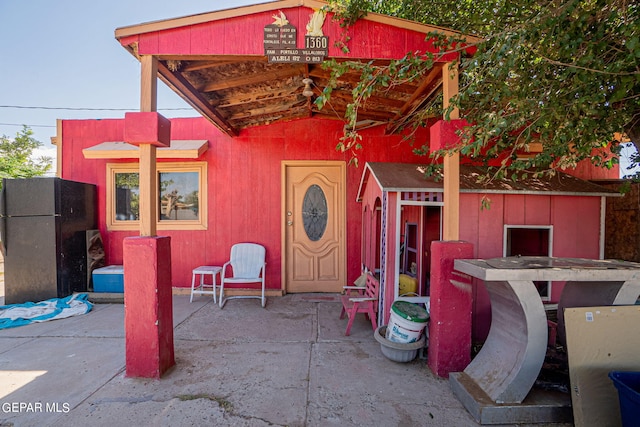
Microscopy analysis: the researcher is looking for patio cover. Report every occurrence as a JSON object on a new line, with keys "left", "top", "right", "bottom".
{"left": 114, "top": 0, "right": 479, "bottom": 137}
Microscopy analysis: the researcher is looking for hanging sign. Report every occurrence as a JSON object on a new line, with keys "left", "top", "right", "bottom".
{"left": 264, "top": 10, "right": 328, "bottom": 64}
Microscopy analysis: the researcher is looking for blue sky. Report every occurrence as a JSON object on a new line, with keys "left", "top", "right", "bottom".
{"left": 0, "top": 0, "right": 261, "bottom": 165}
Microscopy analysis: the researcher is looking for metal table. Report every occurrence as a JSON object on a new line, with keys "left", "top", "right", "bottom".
{"left": 449, "top": 257, "right": 640, "bottom": 424}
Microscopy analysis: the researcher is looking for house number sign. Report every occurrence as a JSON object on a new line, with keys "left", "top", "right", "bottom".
{"left": 264, "top": 10, "right": 328, "bottom": 63}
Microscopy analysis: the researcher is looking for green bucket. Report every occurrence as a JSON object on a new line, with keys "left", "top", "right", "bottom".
{"left": 391, "top": 301, "right": 429, "bottom": 323}
{"left": 387, "top": 301, "right": 429, "bottom": 343}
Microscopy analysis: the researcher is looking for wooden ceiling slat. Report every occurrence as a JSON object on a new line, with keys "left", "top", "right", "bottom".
{"left": 226, "top": 99, "right": 308, "bottom": 120}
{"left": 326, "top": 89, "right": 407, "bottom": 109}
{"left": 346, "top": 109, "right": 397, "bottom": 121}
{"left": 218, "top": 88, "right": 302, "bottom": 108}
{"left": 310, "top": 69, "right": 423, "bottom": 96}
{"left": 198, "top": 65, "right": 306, "bottom": 92}
{"left": 231, "top": 109, "right": 315, "bottom": 128}
{"left": 386, "top": 64, "right": 444, "bottom": 134}
{"left": 157, "top": 63, "right": 239, "bottom": 137}
{"left": 151, "top": 54, "right": 445, "bottom": 135}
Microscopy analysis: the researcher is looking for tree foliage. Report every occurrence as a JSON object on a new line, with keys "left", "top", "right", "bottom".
{"left": 0, "top": 126, "right": 52, "bottom": 189}
{"left": 321, "top": 0, "right": 640, "bottom": 179}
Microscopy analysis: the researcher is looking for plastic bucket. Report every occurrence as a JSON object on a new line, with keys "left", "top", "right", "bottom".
{"left": 398, "top": 274, "right": 418, "bottom": 295}
{"left": 609, "top": 371, "right": 640, "bottom": 427}
{"left": 386, "top": 301, "right": 429, "bottom": 343}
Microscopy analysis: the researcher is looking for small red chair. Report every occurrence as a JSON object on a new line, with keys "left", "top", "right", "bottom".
{"left": 340, "top": 273, "right": 379, "bottom": 336}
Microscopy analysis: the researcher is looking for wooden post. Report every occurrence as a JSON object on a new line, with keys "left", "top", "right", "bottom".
{"left": 139, "top": 55, "right": 158, "bottom": 237}
{"left": 139, "top": 144, "right": 157, "bottom": 236}
{"left": 123, "top": 54, "right": 175, "bottom": 378}
{"left": 442, "top": 62, "right": 460, "bottom": 241}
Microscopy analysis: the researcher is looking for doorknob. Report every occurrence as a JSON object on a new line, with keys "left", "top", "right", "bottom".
{"left": 287, "top": 220, "right": 293, "bottom": 226}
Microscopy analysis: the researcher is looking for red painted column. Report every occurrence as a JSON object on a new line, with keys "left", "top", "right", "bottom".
{"left": 123, "top": 236, "right": 175, "bottom": 378}
{"left": 428, "top": 240, "right": 474, "bottom": 378}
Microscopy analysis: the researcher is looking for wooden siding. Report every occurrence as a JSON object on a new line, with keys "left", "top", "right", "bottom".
{"left": 459, "top": 193, "right": 602, "bottom": 341}
{"left": 359, "top": 166, "right": 384, "bottom": 274}
{"left": 60, "top": 116, "right": 427, "bottom": 290}
{"left": 128, "top": 6, "right": 458, "bottom": 61}
{"left": 64, "top": 115, "right": 613, "bottom": 341}
{"left": 357, "top": 163, "right": 609, "bottom": 341}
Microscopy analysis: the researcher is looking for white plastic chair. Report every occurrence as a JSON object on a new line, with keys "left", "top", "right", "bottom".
{"left": 219, "top": 243, "right": 266, "bottom": 308}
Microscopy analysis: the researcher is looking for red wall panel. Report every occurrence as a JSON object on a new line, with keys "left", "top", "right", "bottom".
{"left": 457, "top": 192, "right": 604, "bottom": 341}
{"left": 63, "top": 114, "right": 607, "bottom": 343}
{"left": 155, "top": 27, "right": 192, "bottom": 55}
{"left": 552, "top": 196, "right": 601, "bottom": 258}
{"left": 128, "top": 6, "right": 457, "bottom": 61}
{"left": 61, "top": 116, "right": 426, "bottom": 289}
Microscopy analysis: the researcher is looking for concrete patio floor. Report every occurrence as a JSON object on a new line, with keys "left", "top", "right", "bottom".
{"left": 0, "top": 288, "right": 574, "bottom": 427}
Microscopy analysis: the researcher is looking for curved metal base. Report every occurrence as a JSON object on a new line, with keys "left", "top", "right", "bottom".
{"left": 452, "top": 257, "right": 640, "bottom": 409}
{"left": 464, "top": 280, "right": 547, "bottom": 403}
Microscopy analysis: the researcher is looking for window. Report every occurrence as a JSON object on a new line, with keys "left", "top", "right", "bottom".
{"left": 107, "top": 162, "right": 207, "bottom": 231}
{"left": 504, "top": 225, "right": 553, "bottom": 301}
{"left": 302, "top": 184, "right": 328, "bottom": 241}
{"left": 402, "top": 222, "right": 418, "bottom": 275}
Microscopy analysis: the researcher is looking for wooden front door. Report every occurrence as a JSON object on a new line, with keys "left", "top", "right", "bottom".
{"left": 282, "top": 161, "right": 345, "bottom": 293}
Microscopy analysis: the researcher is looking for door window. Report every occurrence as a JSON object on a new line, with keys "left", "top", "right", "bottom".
{"left": 302, "top": 184, "right": 328, "bottom": 241}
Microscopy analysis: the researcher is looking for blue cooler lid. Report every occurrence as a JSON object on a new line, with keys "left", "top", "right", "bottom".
{"left": 93, "top": 265, "right": 124, "bottom": 274}
{"left": 391, "top": 301, "right": 429, "bottom": 323}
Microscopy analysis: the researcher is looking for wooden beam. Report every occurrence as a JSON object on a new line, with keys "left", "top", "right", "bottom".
{"left": 199, "top": 65, "right": 306, "bottom": 92}
{"left": 139, "top": 55, "right": 158, "bottom": 237}
{"left": 234, "top": 110, "right": 315, "bottom": 128}
{"left": 157, "top": 61, "right": 239, "bottom": 137}
{"left": 442, "top": 61, "right": 460, "bottom": 241}
{"left": 325, "top": 88, "right": 406, "bottom": 109}
{"left": 226, "top": 99, "right": 308, "bottom": 120}
{"left": 139, "top": 144, "right": 157, "bottom": 237}
{"left": 309, "top": 66, "right": 421, "bottom": 95}
{"left": 386, "top": 64, "right": 443, "bottom": 134}
{"left": 140, "top": 55, "right": 158, "bottom": 113}
{"left": 217, "top": 85, "right": 303, "bottom": 108}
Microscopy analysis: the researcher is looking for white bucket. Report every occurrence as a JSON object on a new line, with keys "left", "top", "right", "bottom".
{"left": 386, "top": 301, "right": 429, "bottom": 343}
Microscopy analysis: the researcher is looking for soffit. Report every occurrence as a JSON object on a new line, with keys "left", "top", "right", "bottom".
{"left": 115, "top": 1, "right": 476, "bottom": 137}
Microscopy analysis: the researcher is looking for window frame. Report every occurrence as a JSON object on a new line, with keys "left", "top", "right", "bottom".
{"left": 503, "top": 225, "right": 553, "bottom": 301}
{"left": 106, "top": 162, "right": 207, "bottom": 231}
